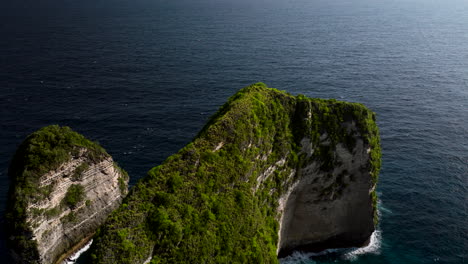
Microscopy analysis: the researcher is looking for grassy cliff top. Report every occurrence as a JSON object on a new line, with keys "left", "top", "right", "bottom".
{"left": 89, "top": 83, "right": 381, "bottom": 263}
{"left": 9, "top": 125, "right": 107, "bottom": 180}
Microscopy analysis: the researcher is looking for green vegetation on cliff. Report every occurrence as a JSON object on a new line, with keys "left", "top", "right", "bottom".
{"left": 89, "top": 83, "right": 381, "bottom": 263}
{"left": 5, "top": 125, "right": 110, "bottom": 263}
{"left": 63, "top": 184, "right": 85, "bottom": 208}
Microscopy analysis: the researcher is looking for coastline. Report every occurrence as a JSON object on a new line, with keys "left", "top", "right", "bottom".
{"left": 279, "top": 230, "right": 382, "bottom": 263}
{"left": 55, "top": 234, "right": 94, "bottom": 264}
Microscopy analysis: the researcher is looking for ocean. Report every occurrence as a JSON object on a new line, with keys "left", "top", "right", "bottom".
{"left": 0, "top": 0, "right": 466, "bottom": 263}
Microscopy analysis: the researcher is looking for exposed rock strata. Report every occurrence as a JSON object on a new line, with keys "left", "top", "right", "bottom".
{"left": 6, "top": 126, "right": 128, "bottom": 264}
{"left": 88, "top": 83, "right": 380, "bottom": 263}
{"left": 6, "top": 84, "right": 380, "bottom": 263}
{"left": 277, "top": 140, "right": 374, "bottom": 256}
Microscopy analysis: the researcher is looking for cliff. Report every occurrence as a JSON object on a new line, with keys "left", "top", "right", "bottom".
{"left": 89, "top": 83, "right": 381, "bottom": 263}
{"left": 5, "top": 125, "right": 129, "bottom": 264}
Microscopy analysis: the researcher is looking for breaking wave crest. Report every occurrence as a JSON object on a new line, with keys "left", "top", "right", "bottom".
{"left": 279, "top": 230, "right": 381, "bottom": 263}
{"left": 65, "top": 239, "right": 93, "bottom": 264}
{"left": 280, "top": 199, "right": 383, "bottom": 263}
{"left": 343, "top": 230, "right": 382, "bottom": 260}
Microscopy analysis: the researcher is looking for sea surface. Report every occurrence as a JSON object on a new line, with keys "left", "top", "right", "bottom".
{"left": 0, "top": 0, "right": 466, "bottom": 263}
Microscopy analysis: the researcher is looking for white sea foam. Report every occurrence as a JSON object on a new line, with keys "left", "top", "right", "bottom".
{"left": 343, "top": 230, "right": 382, "bottom": 261}
{"left": 279, "top": 230, "right": 382, "bottom": 263}
{"left": 280, "top": 250, "right": 318, "bottom": 264}
{"left": 64, "top": 239, "right": 93, "bottom": 263}
{"left": 342, "top": 198, "right": 384, "bottom": 261}
{"left": 280, "top": 199, "right": 384, "bottom": 263}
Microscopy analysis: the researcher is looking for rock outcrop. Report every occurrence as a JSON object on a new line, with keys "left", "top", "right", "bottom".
{"left": 5, "top": 125, "right": 129, "bottom": 264}
{"left": 88, "top": 83, "right": 381, "bottom": 263}
{"left": 277, "top": 135, "right": 375, "bottom": 256}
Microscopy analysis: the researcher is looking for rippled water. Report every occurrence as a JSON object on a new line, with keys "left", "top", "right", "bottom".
{"left": 1, "top": 0, "right": 467, "bottom": 263}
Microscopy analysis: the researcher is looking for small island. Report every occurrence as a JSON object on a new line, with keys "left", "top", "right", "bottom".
{"left": 6, "top": 83, "right": 380, "bottom": 263}
{"left": 5, "top": 125, "right": 129, "bottom": 264}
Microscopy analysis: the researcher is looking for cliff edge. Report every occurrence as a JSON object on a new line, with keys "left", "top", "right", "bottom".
{"left": 89, "top": 83, "right": 381, "bottom": 263}
{"left": 5, "top": 125, "right": 129, "bottom": 264}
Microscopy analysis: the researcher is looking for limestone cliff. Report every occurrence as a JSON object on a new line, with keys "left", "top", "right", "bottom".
{"left": 5, "top": 125, "right": 129, "bottom": 264}
{"left": 88, "top": 83, "right": 381, "bottom": 263}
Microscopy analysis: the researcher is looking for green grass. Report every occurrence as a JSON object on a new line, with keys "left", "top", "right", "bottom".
{"left": 89, "top": 83, "right": 381, "bottom": 263}
{"left": 115, "top": 162, "right": 130, "bottom": 195}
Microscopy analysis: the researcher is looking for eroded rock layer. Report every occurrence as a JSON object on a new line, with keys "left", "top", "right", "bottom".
{"left": 6, "top": 126, "right": 128, "bottom": 264}
{"left": 89, "top": 83, "right": 380, "bottom": 263}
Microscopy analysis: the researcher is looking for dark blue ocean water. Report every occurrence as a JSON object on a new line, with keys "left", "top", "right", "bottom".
{"left": 1, "top": 0, "right": 466, "bottom": 263}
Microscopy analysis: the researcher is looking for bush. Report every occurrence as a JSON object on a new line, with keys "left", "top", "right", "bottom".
{"left": 72, "top": 163, "right": 89, "bottom": 181}
{"left": 63, "top": 184, "right": 85, "bottom": 208}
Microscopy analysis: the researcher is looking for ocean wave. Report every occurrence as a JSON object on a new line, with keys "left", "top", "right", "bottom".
{"left": 64, "top": 239, "right": 93, "bottom": 264}
{"left": 343, "top": 230, "right": 382, "bottom": 261}
{"left": 280, "top": 198, "right": 384, "bottom": 263}
{"left": 279, "top": 230, "right": 382, "bottom": 263}
{"left": 280, "top": 251, "right": 318, "bottom": 264}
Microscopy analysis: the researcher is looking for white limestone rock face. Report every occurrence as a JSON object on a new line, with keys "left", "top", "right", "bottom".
{"left": 7, "top": 126, "right": 129, "bottom": 264}
{"left": 27, "top": 151, "right": 128, "bottom": 264}
{"left": 276, "top": 125, "right": 376, "bottom": 257}
{"left": 21, "top": 150, "right": 129, "bottom": 264}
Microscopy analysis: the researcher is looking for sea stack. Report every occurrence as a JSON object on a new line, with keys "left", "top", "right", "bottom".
{"left": 5, "top": 125, "right": 129, "bottom": 264}
{"left": 89, "top": 83, "right": 381, "bottom": 263}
